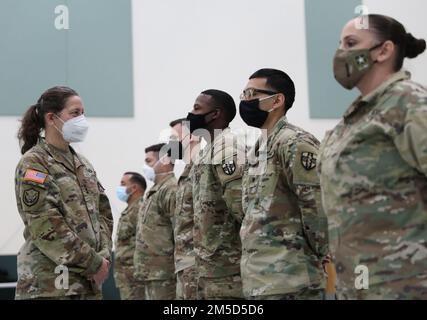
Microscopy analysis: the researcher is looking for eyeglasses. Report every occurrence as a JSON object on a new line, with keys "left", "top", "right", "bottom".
{"left": 240, "top": 88, "right": 278, "bottom": 100}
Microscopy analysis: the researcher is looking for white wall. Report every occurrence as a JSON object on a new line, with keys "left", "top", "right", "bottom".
{"left": 1, "top": 0, "right": 426, "bottom": 255}
{"left": 363, "top": 0, "right": 427, "bottom": 86}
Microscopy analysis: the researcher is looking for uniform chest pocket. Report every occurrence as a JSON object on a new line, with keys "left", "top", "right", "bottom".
{"left": 192, "top": 167, "right": 201, "bottom": 186}
{"left": 255, "top": 151, "right": 280, "bottom": 196}
{"left": 79, "top": 167, "right": 100, "bottom": 195}
{"left": 141, "top": 196, "right": 156, "bottom": 225}
{"left": 175, "top": 187, "right": 186, "bottom": 216}
{"left": 55, "top": 173, "right": 83, "bottom": 205}
{"left": 117, "top": 217, "right": 135, "bottom": 240}
{"left": 180, "top": 185, "right": 193, "bottom": 217}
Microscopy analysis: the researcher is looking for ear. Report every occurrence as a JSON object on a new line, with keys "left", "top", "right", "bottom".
{"left": 273, "top": 93, "right": 286, "bottom": 112}
{"left": 44, "top": 112, "right": 56, "bottom": 126}
{"left": 129, "top": 183, "right": 137, "bottom": 194}
{"left": 376, "top": 40, "right": 395, "bottom": 63}
{"left": 212, "top": 108, "right": 221, "bottom": 119}
{"left": 208, "top": 108, "right": 221, "bottom": 122}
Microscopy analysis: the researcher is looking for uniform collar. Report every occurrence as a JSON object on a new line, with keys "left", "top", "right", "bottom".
{"left": 126, "top": 195, "right": 144, "bottom": 211}
{"left": 251, "top": 116, "right": 288, "bottom": 159}
{"left": 269, "top": 116, "right": 288, "bottom": 140}
{"left": 179, "top": 163, "right": 193, "bottom": 181}
{"left": 343, "top": 70, "right": 410, "bottom": 122}
{"left": 39, "top": 138, "right": 83, "bottom": 172}
{"left": 147, "top": 172, "right": 175, "bottom": 194}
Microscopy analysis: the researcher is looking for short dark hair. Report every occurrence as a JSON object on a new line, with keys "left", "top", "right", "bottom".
{"left": 145, "top": 143, "right": 166, "bottom": 154}
{"left": 368, "top": 14, "right": 426, "bottom": 71}
{"left": 249, "top": 68, "right": 296, "bottom": 111}
{"left": 201, "top": 89, "right": 236, "bottom": 124}
{"left": 124, "top": 172, "right": 147, "bottom": 191}
{"left": 169, "top": 118, "right": 187, "bottom": 128}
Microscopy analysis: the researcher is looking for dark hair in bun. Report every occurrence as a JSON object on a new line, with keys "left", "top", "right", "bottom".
{"left": 368, "top": 14, "right": 426, "bottom": 71}
{"left": 405, "top": 33, "right": 426, "bottom": 59}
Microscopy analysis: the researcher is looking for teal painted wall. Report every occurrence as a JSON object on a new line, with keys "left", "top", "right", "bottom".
{"left": 305, "top": 0, "right": 361, "bottom": 118}
{"left": 1, "top": 1, "right": 364, "bottom": 119}
{"left": 0, "top": 0, "right": 133, "bottom": 117}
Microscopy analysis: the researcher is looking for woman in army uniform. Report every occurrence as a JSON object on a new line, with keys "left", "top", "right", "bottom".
{"left": 14, "top": 86, "right": 113, "bottom": 300}
{"left": 319, "top": 14, "right": 427, "bottom": 299}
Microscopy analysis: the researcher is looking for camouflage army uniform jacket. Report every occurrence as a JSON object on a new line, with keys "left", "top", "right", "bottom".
{"left": 14, "top": 139, "right": 113, "bottom": 299}
{"left": 114, "top": 195, "right": 144, "bottom": 288}
{"left": 191, "top": 128, "right": 245, "bottom": 279}
{"left": 134, "top": 173, "right": 177, "bottom": 281}
{"left": 240, "top": 117, "right": 328, "bottom": 297}
{"left": 174, "top": 163, "right": 195, "bottom": 273}
{"left": 318, "top": 71, "right": 427, "bottom": 298}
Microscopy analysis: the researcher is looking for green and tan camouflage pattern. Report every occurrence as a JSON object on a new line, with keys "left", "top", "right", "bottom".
{"left": 144, "top": 279, "right": 176, "bottom": 300}
{"left": 191, "top": 128, "right": 245, "bottom": 299}
{"left": 240, "top": 117, "right": 328, "bottom": 298}
{"left": 14, "top": 139, "right": 113, "bottom": 299}
{"left": 134, "top": 173, "right": 177, "bottom": 299}
{"left": 114, "top": 195, "right": 145, "bottom": 300}
{"left": 174, "top": 163, "right": 197, "bottom": 299}
{"left": 318, "top": 71, "right": 427, "bottom": 299}
{"left": 176, "top": 266, "right": 197, "bottom": 300}
{"left": 174, "top": 163, "right": 196, "bottom": 273}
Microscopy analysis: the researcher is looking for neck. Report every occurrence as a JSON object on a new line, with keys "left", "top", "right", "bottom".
{"left": 206, "top": 126, "right": 226, "bottom": 144}
{"left": 45, "top": 131, "right": 69, "bottom": 152}
{"left": 261, "top": 111, "right": 283, "bottom": 135}
{"left": 154, "top": 172, "right": 171, "bottom": 184}
{"left": 357, "top": 68, "right": 395, "bottom": 97}
{"left": 127, "top": 191, "right": 142, "bottom": 206}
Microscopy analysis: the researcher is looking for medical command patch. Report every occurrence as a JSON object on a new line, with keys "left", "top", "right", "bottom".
{"left": 222, "top": 161, "right": 236, "bottom": 175}
{"left": 301, "top": 152, "right": 317, "bottom": 171}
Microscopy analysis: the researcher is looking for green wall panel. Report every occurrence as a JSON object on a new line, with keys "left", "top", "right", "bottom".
{"left": 305, "top": 0, "right": 361, "bottom": 119}
{"left": 0, "top": 0, "right": 133, "bottom": 117}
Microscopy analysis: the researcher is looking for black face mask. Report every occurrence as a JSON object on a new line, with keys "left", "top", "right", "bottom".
{"left": 185, "top": 109, "right": 217, "bottom": 134}
{"left": 166, "top": 139, "right": 183, "bottom": 160}
{"left": 239, "top": 99, "right": 269, "bottom": 128}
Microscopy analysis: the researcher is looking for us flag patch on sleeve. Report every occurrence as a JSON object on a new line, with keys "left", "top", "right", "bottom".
{"left": 24, "top": 169, "right": 47, "bottom": 184}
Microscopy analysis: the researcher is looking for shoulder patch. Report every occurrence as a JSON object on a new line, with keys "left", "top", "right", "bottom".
{"left": 301, "top": 152, "right": 317, "bottom": 171}
{"left": 222, "top": 161, "right": 236, "bottom": 175}
{"left": 23, "top": 169, "right": 47, "bottom": 184}
{"left": 23, "top": 188, "right": 40, "bottom": 207}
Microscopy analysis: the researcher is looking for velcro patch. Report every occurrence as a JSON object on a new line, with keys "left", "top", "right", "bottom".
{"left": 222, "top": 161, "right": 236, "bottom": 175}
{"left": 24, "top": 169, "right": 47, "bottom": 184}
{"left": 301, "top": 152, "right": 317, "bottom": 171}
{"left": 23, "top": 188, "right": 40, "bottom": 207}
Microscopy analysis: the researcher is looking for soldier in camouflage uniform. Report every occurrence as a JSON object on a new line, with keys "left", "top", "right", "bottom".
{"left": 319, "top": 15, "right": 427, "bottom": 299}
{"left": 239, "top": 69, "right": 329, "bottom": 300}
{"left": 114, "top": 172, "right": 146, "bottom": 300}
{"left": 134, "top": 143, "right": 177, "bottom": 300}
{"left": 174, "top": 163, "right": 197, "bottom": 299}
{"left": 14, "top": 87, "right": 113, "bottom": 300}
{"left": 186, "top": 90, "right": 245, "bottom": 299}
{"left": 169, "top": 119, "right": 200, "bottom": 299}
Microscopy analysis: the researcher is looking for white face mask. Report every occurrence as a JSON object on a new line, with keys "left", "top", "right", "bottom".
{"left": 55, "top": 114, "right": 89, "bottom": 143}
{"left": 116, "top": 186, "right": 130, "bottom": 203}
{"left": 143, "top": 156, "right": 173, "bottom": 182}
{"left": 143, "top": 164, "right": 156, "bottom": 182}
